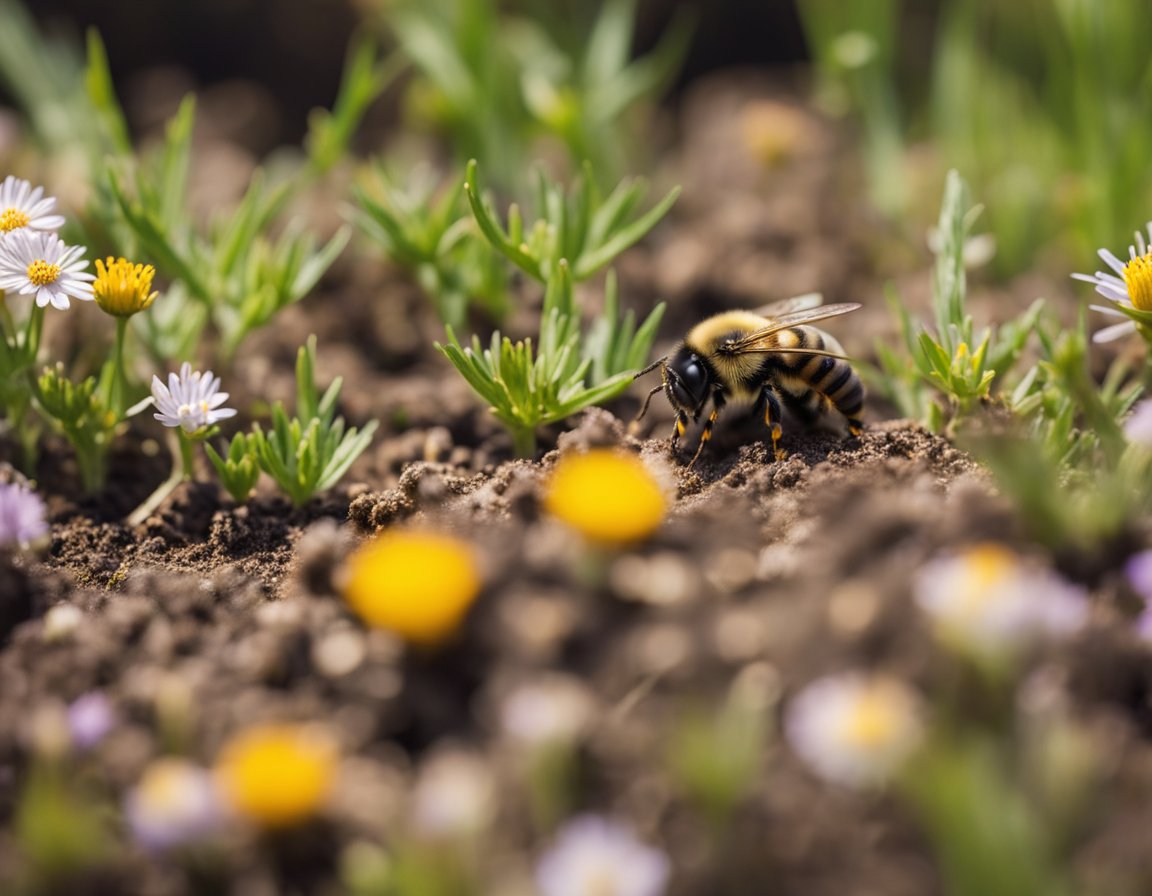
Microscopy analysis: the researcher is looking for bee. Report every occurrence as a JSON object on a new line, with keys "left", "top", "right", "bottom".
{"left": 633, "top": 295, "right": 864, "bottom": 466}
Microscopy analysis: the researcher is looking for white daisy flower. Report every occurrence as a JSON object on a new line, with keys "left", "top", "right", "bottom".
{"left": 0, "top": 229, "right": 94, "bottom": 310}
{"left": 913, "top": 543, "right": 1088, "bottom": 659}
{"left": 785, "top": 672, "right": 924, "bottom": 789}
{"left": 124, "top": 758, "right": 222, "bottom": 852}
{"left": 535, "top": 815, "right": 670, "bottom": 896}
{"left": 1123, "top": 400, "right": 1152, "bottom": 448}
{"left": 151, "top": 362, "right": 237, "bottom": 434}
{"left": 1072, "top": 222, "right": 1152, "bottom": 343}
{"left": 0, "top": 175, "right": 66, "bottom": 237}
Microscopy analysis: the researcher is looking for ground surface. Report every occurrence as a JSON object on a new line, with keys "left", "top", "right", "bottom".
{"left": 1, "top": 71, "right": 1147, "bottom": 895}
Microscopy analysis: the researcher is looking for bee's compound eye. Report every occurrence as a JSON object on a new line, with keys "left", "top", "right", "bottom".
{"left": 680, "top": 359, "right": 706, "bottom": 393}
{"left": 669, "top": 354, "right": 709, "bottom": 410}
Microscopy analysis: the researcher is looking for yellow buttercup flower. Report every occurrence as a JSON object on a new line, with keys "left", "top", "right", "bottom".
{"left": 544, "top": 449, "right": 667, "bottom": 545}
{"left": 92, "top": 256, "right": 159, "bottom": 317}
{"left": 342, "top": 530, "right": 481, "bottom": 645}
{"left": 214, "top": 724, "right": 337, "bottom": 828}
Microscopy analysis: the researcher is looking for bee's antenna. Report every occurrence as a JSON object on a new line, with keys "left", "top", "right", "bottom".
{"left": 634, "top": 384, "right": 664, "bottom": 424}
{"left": 633, "top": 357, "right": 666, "bottom": 380}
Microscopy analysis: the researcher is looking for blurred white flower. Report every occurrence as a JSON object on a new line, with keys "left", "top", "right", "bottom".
{"left": 501, "top": 676, "right": 595, "bottom": 747}
{"left": 1123, "top": 401, "right": 1152, "bottom": 447}
{"left": 151, "top": 362, "right": 237, "bottom": 434}
{"left": 0, "top": 175, "right": 66, "bottom": 237}
{"left": 536, "top": 815, "right": 670, "bottom": 896}
{"left": 124, "top": 757, "right": 222, "bottom": 852}
{"left": 1072, "top": 222, "right": 1152, "bottom": 343}
{"left": 0, "top": 480, "right": 47, "bottom": 548}
{"left": 914, "top": 543, "right": 1088, "bottom": 658}
{"left": 0, "top": 229, "right": 93, "bottom": 310}
{"left": 410, "top": 748, "right": 495, "bottom": 839}
{"left": 785, "top": 672, "right": 923, "bottom": 789}
{"left": 41, "top": 603, "right": 83, "bottom": 642}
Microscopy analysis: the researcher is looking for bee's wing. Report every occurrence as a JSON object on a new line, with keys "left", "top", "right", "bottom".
{"left": 750, "top": 292, "right": 824, "bottom": 318}
{"left": 728, "top": 302, "right": 862, "bottom": 352}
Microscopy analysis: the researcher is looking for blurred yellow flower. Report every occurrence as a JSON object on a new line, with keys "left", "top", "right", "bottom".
{"left": 92, "top": 256, "right": 158, "bottom": 317}
{"left": 342, "top": 530, "right": 481, "bottom": 645}
{"left": 214, "top": 724, "right": 337, "bottom": 827}
{"left": 544, "top": 449, "right": 667, "bottom": 545}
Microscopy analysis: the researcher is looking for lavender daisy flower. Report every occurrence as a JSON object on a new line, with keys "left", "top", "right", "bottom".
{"left": 0, "top": 175, "right": 66, "bottom": 237}
{"left": 785, "top": 672, "right": 924, "bottom": 789}
{"left": 124, "top": 758, "right": 222, "bottom": 852}
{"left": 67, "top": 692, "right": 116, "bottom": 751}
{"left": 0, "top": 229, "right": 94, "bottom": 310}
{"left": 535, "top": 815, "right": 670, "bottom": 896}
{"left": 0, "top": 481, "right": 48, "bottom": 548}
{"left": 1072, "top": 222, "right": 1152, "bottom": 343}
{"left": 151, "top": 362, "right": 237, "bottom": 434}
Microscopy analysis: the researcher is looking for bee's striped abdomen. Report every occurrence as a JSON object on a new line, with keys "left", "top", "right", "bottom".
{"left": 769, "top": 325, "right": 865, "bottom": 429}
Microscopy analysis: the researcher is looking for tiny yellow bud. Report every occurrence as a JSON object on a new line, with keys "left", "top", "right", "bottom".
{"left": 342, "top": 531, "right": 481, "bottom": 645}
{"left": 544, "top": 449, "right": 667, "bottom": 545}
{"left": 214, "top": 724, "right": 337, "bottom": 828}
{"left": 92, "top": 256, "right": 159, "bottom": 317}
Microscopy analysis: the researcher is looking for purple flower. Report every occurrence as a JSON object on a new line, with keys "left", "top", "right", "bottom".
{"left": 535, "top": 815, "right": 670, "bottom": 896}
{"left": 1126, "top": 550, "right": 1152, "bottom": 602}
{"left": 67, "top": 692, "right": 116, "bottom": 750}
{"left": 124, "top": 758, "right": 222, "bottom": 852}
{"left": 0, "top": 481, "right": 48, "bottom": 548}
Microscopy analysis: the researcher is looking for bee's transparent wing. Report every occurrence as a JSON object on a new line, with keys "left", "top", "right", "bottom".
{"left": 750, "top": 292, "right": 824, "bottom": 319}
{"left": 727, "top": 302, "right": 862, "bottom": 353}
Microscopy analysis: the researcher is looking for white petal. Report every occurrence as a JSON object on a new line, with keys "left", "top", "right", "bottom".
{"left": 1092, "top": 321, "right": 1138, "bottom": 343}
{"left": 1100, "top": 249, "right": 1127, "bottom": 276}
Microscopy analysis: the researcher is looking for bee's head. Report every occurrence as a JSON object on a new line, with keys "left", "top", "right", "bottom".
{"left": 665, "top": 347, "right": 711, "bottom": 414}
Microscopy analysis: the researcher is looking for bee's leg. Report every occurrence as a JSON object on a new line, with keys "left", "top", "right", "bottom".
{"left": 688, "top": 392, "right": 725, "bottom": 468}
{"left": 754, "top": 386, "right": 786, "bottom": 460}
{"left": 670, "top": 411, "right": 689, "bottom": 451}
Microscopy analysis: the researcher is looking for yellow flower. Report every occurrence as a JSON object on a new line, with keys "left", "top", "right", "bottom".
{"left": 214, "top": 724, "right": 337, "bottom": 827}
{"left": 92, "top": 256, "right": 159, "bottom": 317}
{"left": 544, "top": 449, "right": 667, "bottom": 545}
{"left": 342, "top": 530, "right": 481, "bottom": 645}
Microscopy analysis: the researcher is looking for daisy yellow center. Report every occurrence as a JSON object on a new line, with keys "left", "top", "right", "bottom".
{"left": 955, "top": 543, "right": 1015, "bottom": 618}
{"left": 842, "top": 686, "right": 906, "bottom": 750}
{"left": 27, "top": 259, "right": 60, "bottom": 287}
{"left": 0, "top": 207, "right": 29, "bottom": 232}
{"left": 93, "top": 256, "right": 158, "bottom": 317}
{"left": 1123, "top": 251, "right": 1152, "bottom": 311}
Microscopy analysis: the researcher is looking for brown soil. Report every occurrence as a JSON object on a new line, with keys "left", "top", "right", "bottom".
{"left": 0, "top": 71, "right": 1145, "bottom": 896}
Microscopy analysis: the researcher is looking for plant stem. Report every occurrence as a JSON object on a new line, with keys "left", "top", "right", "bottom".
{"left": 24, "top": 303, "right": 44, "bottom": 357}
{"left": 127, "top": 430, "right": 196, "bottom": 526}
{"left": 74, "top": 431, "right": 108, "bottom": 494}
{"left": 512, "top": 426, "right": 537, "bottom": 458}
{"left": 106, "top": 317, "right": 129, "bottom": 418}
